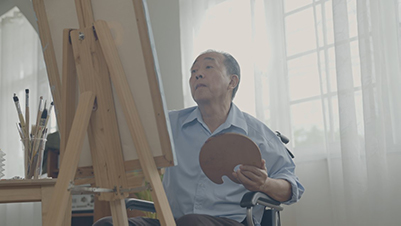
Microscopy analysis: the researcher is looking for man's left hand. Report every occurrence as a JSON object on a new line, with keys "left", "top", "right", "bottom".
{"left": 232, "top": 159, "right": 269, "bottom": 192}
{"left": 232, "top": 159, "right": 292, "bottom": 202}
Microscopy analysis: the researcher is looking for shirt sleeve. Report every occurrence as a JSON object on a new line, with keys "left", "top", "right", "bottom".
{"left": 261, "top": 135, "right": 305, "bottom": 205}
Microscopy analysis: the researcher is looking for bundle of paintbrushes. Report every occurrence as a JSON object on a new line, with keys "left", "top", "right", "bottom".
{"left": 13, "top": 90, "right": 53, "bottom": 179}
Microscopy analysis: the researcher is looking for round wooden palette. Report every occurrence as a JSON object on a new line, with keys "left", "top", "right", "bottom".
{"left": 199, "top": 133, "right": 262, "bottom": 184}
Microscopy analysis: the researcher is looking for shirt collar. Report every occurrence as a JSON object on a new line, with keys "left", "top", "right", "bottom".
{"left": 182, "top": 106, "right": 202, "bottom": 126}
{"left": 220, "top": 103, "right": 248, "bottom": 135}
{"left": 181, "top": 103, "right": 248, "bottom": 135}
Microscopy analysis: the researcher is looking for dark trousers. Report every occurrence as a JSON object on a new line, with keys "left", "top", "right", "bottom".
{"left": 93, "top": 214, "right": 247, "bottom": 226}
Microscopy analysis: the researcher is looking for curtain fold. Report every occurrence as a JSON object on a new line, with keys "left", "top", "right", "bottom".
{"left": 357, "top": 1, "right": 387, "bottom": 225}
{"left": 333, "top": 1, "right": 367, "bottom": 225}
{"left": 179, "top": 0, "right": 401, "bottom": 225}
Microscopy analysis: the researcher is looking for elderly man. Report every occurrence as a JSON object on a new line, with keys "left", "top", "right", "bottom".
{"left": 94, "top": 50, "right": 304, "bottom": 226}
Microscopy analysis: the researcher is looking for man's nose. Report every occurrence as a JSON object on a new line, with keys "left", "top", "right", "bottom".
{"left": 195, "top": 74, "right": 204, "bottom": 80}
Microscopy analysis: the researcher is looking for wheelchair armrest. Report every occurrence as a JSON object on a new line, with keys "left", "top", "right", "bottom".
{"left": 125, "top": 198, "right": 156, "bottom": 213}
{"left": 240, "top": 191, "right": 283, "bottom": 211}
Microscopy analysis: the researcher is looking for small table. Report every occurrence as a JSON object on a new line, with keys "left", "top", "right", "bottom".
{"left": 0, "top": 179, "right": 71, "bottom": 226}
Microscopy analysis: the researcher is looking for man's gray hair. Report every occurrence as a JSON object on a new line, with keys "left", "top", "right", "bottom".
{"left": 202, "top": 49, "right": 241, "bottom": 99}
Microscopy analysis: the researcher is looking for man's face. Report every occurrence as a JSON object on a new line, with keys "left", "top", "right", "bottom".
{"left": 189, "top": 52, "right": 234, "bottom": 105}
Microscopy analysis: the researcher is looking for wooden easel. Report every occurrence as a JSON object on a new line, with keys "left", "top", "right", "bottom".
{"left": 34, "top": 1, "right": 176, "bottom": 225}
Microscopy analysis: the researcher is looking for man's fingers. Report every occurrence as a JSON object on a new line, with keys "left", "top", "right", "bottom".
{"left": 236, "top": 170, "right": 252, "bottom": 183}
{"left": 261, "top": 159, "right": 267, "bottom": 169}
{"left": 241, "top": 170, "right": 260, "bottom": 181}
{"left": 239, "top": 165, "right": 258, "bottom": 172}
{"left": 235, "top": 170, "right": 261, "bottom": 191}
{"left": 240, "top": 165, "right": 264, "bottom": 177}
{"left": 237, "top": 169, "right": 264, "bottom": 186}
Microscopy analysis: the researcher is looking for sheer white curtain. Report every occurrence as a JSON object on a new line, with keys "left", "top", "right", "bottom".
{"left": 179, "top": 0, "right": 401, "bottom": 225}
{"left": 0, "top": 7, "right": 52, "bottom": 226}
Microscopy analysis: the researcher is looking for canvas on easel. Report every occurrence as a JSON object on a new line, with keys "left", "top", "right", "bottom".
{"left": 32, "top": 0, "right": 177, "bottom": 225}
{"left": 33, "top": 0, "right": 176, "bottom": 177}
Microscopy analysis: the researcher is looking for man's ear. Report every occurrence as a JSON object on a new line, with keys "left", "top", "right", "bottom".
{"left": 229, "top": 74, "right": 239, "bottom": 89}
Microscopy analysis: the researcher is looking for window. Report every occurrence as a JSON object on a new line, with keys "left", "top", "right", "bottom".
{"left": 282, "top": 0, "right": 364, "bottom": 157}
{"left": 182, "top": 0, "right": 401, "bottom": 160}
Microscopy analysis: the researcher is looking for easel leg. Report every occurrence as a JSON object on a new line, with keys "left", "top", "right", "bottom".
{"left": 109, "top": 199, "right": 129, "bottom": 226}
{"left": 60, "top": 28, "right": 77, "bottom": 161}
{"left": 31, "top": 0, "right": 62, "bottom": 128}
{"left": 94, "top": 20, "right": 175, "bottom": 226}
{"left": 60, "top": 30, "right": 75, "bottom": 225}
{"left": 44, "top": 91, "right": 95, "bottom": 226}
{"left": 64, "top": 196, "right": 72, "bottom": 226}
{"left": 94, "top": 195, "right": 111, "bottom": 223}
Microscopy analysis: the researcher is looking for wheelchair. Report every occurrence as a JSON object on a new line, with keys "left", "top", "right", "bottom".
{"left": 125, "top": 132, "right": 291, "bottom": 226}
{"left": 126, "top": 191, "right": 282, "bottom": 226}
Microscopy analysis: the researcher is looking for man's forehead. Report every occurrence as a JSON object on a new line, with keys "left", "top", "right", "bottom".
{"left": 192, "top": 52, "right": 224, "bottom": 67}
